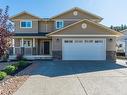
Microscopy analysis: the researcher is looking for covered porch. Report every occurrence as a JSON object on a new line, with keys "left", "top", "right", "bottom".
{"left": 9, "top": 37, "right": 52, "bottom": 60}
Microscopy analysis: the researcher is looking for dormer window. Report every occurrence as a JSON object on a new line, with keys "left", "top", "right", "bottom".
{"left": 20, "top": 20, "right": 32, "bottom": 28}
{"left": 55, "top": 20, "right": 64, "bottom": 29}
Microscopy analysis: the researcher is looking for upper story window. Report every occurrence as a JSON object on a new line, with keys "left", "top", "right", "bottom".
{"left": 55, "top": 20, "right": 64, "bottom": 29}
{"left": 20, "top": 20, "right": 32, "bottom": 28}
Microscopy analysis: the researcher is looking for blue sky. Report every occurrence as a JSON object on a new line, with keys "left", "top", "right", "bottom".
{"left": 0, "top": 0, "right": 126, "bottom": 26}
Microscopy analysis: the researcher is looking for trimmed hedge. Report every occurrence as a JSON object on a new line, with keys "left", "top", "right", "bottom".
{"left": 0, "top": 71, "right": 7, "bottom": 80}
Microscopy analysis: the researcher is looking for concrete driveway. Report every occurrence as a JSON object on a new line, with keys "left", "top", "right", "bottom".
{"left": 13, "top": 60, "right": 127, "bottom": 95}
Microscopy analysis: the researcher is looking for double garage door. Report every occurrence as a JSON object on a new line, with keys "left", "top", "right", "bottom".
{"left": 62, "top": 38, "right": 106, "bottom": 60}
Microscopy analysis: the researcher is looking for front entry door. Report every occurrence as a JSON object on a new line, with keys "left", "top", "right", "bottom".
{"left": 44, "top": 41, "right": 50, "bottom": 55}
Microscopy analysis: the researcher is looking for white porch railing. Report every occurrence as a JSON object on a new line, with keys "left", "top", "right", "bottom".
{"left": 13, "top": 47, "right": 32, "bottom": 55}
{"left": 15, "top": 47, "right": 21, "bottom": 55}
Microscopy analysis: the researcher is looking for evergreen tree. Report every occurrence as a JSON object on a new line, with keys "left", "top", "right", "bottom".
{"left": 110, "top": 24, "right": 127, "bottom": 31}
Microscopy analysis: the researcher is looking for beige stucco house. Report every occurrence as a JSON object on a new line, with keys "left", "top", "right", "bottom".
{"left": 9, "top": 7, "right": 122, "bottom": 61}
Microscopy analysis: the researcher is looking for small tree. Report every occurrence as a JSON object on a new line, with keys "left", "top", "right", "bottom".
{"left": 0, "top": 6, "right": 13, "bottom": 58}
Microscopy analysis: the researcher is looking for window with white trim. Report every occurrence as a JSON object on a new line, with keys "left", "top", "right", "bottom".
{"left": 20, "top": 21, "right": 32, "bottom": 28}
{"left": 55, "top": 20, "right": 64, "bottom": 29}
{"left": 95, "top": 40, "right": 103, "bottom": 43}
{"left": 64, "top": 40, "right": 73, "bottom": 43}
{"left": 20, "top": 40, "right": 32, "bottom": 47}
{"left": 75, "top": 40, "right": 83, "bottom": 43}
{"left": 84, "top": 40, "right": 93, "bottom": 43}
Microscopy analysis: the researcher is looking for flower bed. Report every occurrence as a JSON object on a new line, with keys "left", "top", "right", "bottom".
{"left": 0, "top": 60, "right": 32, "bottom": 80}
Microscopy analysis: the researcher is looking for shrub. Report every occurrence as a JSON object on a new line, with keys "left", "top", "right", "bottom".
{"left": 16, "top": 54, "right": 23, "bottom": 60}
{"left": 0, "top": 71, "right": 7, "bottom": 80}
{"left": 12, "top": 60, "right": 28, "bottom": 69}
{"left": 12, "top": 63, "right": 20, "bottom": 69}
{"left": 4, "top": 65, "right": 17, "bottom": 75}
{"left": 17, "top": 60, "right": 28, "bottom": 68}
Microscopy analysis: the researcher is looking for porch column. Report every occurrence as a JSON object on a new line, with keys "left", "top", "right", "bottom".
{"left": 21, "top": 38, "right": 24, "bottom": 55}
{"left": 12, "top": 39, "right": 15, "bottom": 55}
{"left": 32, "top": 38, "right": 36, "bottom": 55}
{"left": 21, "top": 38, "right": 24, "bottom": 47}
{"left": 33, "top": 38, "right": 35, "bottom": 47}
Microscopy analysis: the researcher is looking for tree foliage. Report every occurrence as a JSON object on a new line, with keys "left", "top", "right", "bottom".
{"left": 110, "top": 24, "right": 127, "bottom": 31}
{"left": 0, "top": 6, "right": 13, "bottom": 58}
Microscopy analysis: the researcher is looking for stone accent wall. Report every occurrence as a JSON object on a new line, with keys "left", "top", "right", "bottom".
{"left": 106, "top": 51, "right": 116, "bottom": 62}
{"left": 52, "top": 51, "right": 62, "bottom": 60}
{"left": 53, "top": 51, "right": 116, "bottom": 61}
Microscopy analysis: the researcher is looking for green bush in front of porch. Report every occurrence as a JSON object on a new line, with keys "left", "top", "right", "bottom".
{"left": 0, "top": 60, "right": 31, "bottom": 80}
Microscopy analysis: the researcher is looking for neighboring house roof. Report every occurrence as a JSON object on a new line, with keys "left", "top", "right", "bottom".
{"left": 13, "top": 32, "right": 48, "bottom": 36}
{"left": 117, "top": 29, "right": 127, "bottom": 41}
{"left": 121, "top": 29, "right": 127, "bottom": 33}
{"left": 51, "top": 7, "right": 103, "bottom": 20}
{"left": 10, "top": 11, "right": 42, "bottom": 19}
{"left": 47, "top": 19, "right": 122, "bottom": 36}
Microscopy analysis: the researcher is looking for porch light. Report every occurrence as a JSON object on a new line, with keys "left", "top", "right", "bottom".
{"left": 109, "top": 38, "right": 113, "bottom": 42}
{"left": 56, "top": 38, "right": 60, "bottom": 42}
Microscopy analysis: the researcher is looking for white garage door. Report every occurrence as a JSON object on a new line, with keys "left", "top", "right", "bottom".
{"left": 62, "top": 38, "right": 106, "bottom": 60}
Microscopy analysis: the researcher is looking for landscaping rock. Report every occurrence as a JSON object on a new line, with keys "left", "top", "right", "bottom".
{"left": 0, "top": 76, "right": 29, "bottom": 95}
{"left": 0, "top": 61, "right": 36, "bottom": 95}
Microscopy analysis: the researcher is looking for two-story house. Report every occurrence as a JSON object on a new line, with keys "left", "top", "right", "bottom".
{"left": 9, "top": 7, "right": 122, "bottom": 61}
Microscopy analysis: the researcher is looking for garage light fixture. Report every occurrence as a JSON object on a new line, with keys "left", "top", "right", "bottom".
{"left": 109, "top": 38, "right": 113, "bottom": 42}
{"left": 56, "top": 38, "right": 60, "bottom": 42}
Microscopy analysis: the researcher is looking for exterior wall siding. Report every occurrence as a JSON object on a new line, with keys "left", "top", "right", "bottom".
{"left": 47, "top": 21, "right": 55, "bottom": 32}
{"left": 52, "top": 21, "right": 117, "bottom": 35}
{"left": 38, "top": 21, "right": 47, "bottom": 32}
{"left": 14, "top": 21, "right": 38, "bottom": 33}
{"left": 13, "top": 9, "right": 101, "bottom": 33}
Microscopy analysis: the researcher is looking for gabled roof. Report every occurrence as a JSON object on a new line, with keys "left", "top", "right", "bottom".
{"left": 47, "top": 19, "right": 123, "bottom": 36}
{"left": 10, "top": 11, "right": 42, "bottom": 19}
{"left": 51, "top": 7, "right": 103, "bottom": 20}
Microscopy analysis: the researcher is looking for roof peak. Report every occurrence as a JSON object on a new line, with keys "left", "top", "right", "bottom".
{"left": 10, "top": 11, "right": 42, "bottom": 19}
{"left": 10, "top": 7, "right": 103, "bottom": 20}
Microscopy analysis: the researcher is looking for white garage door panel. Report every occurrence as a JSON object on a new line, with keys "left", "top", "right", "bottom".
{"left": 62, "top": 38, "right": 106, "bottom": 60}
